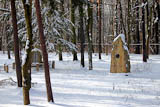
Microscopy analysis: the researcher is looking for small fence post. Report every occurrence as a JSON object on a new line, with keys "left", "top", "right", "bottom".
{"left": 36, "top": 64, "right": 39, "bottom": 72}
{"left": 4, "top": 64, "right": 9, "bottom": 73}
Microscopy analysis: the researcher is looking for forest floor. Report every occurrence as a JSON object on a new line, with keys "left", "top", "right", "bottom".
{"left": 0, "top": 52, "right": 160, "bottom": 107}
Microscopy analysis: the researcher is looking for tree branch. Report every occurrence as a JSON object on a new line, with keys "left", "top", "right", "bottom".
{"left": 0, "top": 8, "right": 10, "bottom": 12}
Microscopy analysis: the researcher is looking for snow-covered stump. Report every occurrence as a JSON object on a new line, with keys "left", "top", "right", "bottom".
{"left": 110, "top": 34, "right": 130, "bottom": 73}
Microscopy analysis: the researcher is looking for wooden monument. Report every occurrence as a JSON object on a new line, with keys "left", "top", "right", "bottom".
{"left": 32, "top": 48, "right": 42, "bottom": 64}
{"left": 110, "top": 34, "right": 130, "bottom": 73}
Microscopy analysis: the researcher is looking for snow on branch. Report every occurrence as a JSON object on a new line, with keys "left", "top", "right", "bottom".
{"left": 0, "top": 8, "right": 10, "bottom": 12}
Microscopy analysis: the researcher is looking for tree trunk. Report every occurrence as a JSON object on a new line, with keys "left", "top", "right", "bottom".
{"left": 146, "top": 0, "right": 152, "bottom": 59}
{"left": 114, "top": 1, "right": 118, "bottom": 37}
{"left": 35, "top": 0, "right": 54, "bottom": 103}
{"left": 97, "top": 0, "right": 102, "bottom": 59}
{"left": 58, "top": 0, "right": 64, "bottom": 61}
{"left": 71, "top": 0, "right": 78, "bottom": 61}
{"left": 119, "top": 0, "right": 126, "bottom": 36}
{"left": 142, "top": 0, "right": 147, "bottom": 62}
{"left": 2, "top": 1, "right": 6, "bottom": 54}
{"left": 127, "top": 0, "right": 131, "bottom": 49}
{"left": 155, "top": 0, "right": 159, "bottom": 54}
{"left": 79, "top": 3, "right": 85, "bottom": 67}
{"left": 58, "top": 44, "right": 63, "bottom": 61}
{"left": 21, "top": 0, "right": 33, "bottom": 105}
{"left": 135, "top": 0, "right": 140, "bottom": 54}
{"left": 87, "top": 0, "right": 93, "bottom": 70}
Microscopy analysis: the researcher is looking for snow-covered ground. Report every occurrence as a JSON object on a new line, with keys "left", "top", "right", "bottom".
{"left": 0, "top": 52, "right": 160, "bottom": 107}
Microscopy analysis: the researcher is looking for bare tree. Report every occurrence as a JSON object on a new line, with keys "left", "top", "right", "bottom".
{"left": 97, "top": 0, "right": 102, "bottom": 59}
{"left": 35, "top": 0, "right": 54, "bottom": 102}
{"left": 135, "top": 0, "right": 140, "bottom": 54}
{"left": 11, "top": 0, "right": 22, "bottom": 87}
{"left": 142, "top": 0, "right": 147, "bottom": 62}
{"left": 71, "top": 0, "right": 78, "bottom": 61}
{"left": 21, "top": 0, "right": 33, "bottom": 105}
{"left": 87, "top": 0, "right": 93, "bottom": 70}
{"left": 79, "top": 2, "right": 85, "bottom": 67}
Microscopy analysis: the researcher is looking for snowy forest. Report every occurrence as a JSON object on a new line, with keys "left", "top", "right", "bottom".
{"left": 0, "top": 0, "right": 160, "bottom": 106}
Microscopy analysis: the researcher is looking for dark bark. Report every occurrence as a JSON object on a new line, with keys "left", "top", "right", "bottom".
{"left": 58, "top": 0, "right": 64, "bottom": 61}
{"left": 142, "top": 0, "right": 147, "bottom": 62}
{"left": 2, "top": 1, "right": 6, "bottom": 54}
{"left": 79, "top": 3, "right": 85, "bottom": 67}
{"left": 58, "top": 44, "right": 63, "bottom": 61}
{"left": 87, "top": 0, "right": 93, "bottom": 70}
{"left": 155, "top": 0, "right": 159, "bottom": 54}
{"left": 127, "top": 0, "right": 131, "bottom": 49}
{"left": 0, "top": 36, "right": 1, "bottom": 50}
{"left": 21, "top": 0, "right": 33, "bottom": 105}
{"left": 146, "top": 0, "right": 151, "bottom": 59}
{"left": 35, "top": 0, "right": 54, "bottom": 103}
{"left": 7, "top": 49, "right": 11, "bottom": 59}
{"left": 98, "top": 0, "right": 102, "bottom": 59}
{"left": 115, "top": 2, "right": 118, "bottom": 37}
{"left": 118, "top": 0, "right": 126, "bottom": 36}
{"left": 71, "top": 0, "right": 78, "bottom": 61}
{"left": 59, "top": 48, "right": 63, "bottom": 61}
{"left": 0, "top": 26, "right": 2, "bottom": 50}
{"left": 102, "top": 0, "right": 105, "bottom": 45}
{"left": 135, "top": 0, "right": 140, "bottom": 54}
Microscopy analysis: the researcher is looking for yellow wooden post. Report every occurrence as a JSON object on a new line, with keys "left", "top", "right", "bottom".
{"left": 36, "top": 64, "right": 39, "bottom": 72}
